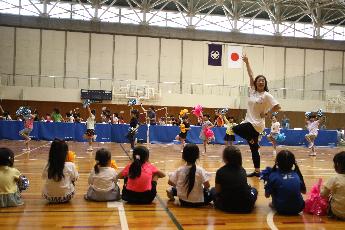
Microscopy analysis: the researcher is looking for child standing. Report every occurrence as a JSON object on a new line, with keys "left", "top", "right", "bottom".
{"left": 176, "top": 115, "right": 191, "bottom": 153}
{"left": 84, "top": 105, "right": 96, "bottom": 151}
{"left": 305, "top": 114, "right": 321, "bottom": 156}
{"left": 264, "top": 150, "right": 306, "bottom": 215}
{"left": 321, "top": 151, "right": 345, "bottom": 220}
{"left": 267, "top": 115, "right": 280, "bottom": 156}
{"left": 223, "top": 115, "right": 237, "bottom": 147}
{"left": 0, "top": 148, "right": 24, "bottom": 207}
{"left": 85, "top": 148, "right": 120, "bottom": 202}
{"left": 19, "top": 112, "right": 36, "bottom": 151}
{"left": 42, "top": 139, "right": 78, "bottom": 203}
{"left": 118, "top": 146, "right": 165, "bottom": 204}
{"left": 167, "top": 144, "right": 212, "bottom": 207}
{"left": 212, "top": 146, "right": 257, "bottom": 213}
{"left": 126, "top": 109, "right": 139, "bottom": 151}
{"left": 199, "top": 114, "right": 214, "bottom": 154}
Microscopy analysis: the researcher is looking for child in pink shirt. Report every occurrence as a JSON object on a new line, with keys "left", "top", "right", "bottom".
{"left": 19, "top": 113, "right": 35, "bottom": 151}
{"left": 118, "top": 146, "right": 165, "bottom": 204}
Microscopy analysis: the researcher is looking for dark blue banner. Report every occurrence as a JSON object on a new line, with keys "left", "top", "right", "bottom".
{"left": 208, "top": 44, "right": 222, "bottom": 66}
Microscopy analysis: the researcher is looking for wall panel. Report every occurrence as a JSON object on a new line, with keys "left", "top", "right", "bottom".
{"left": 0, "top": 26, "right": 14, "bottom": 86}
{"left": 15, "top": 28, "right": 40, "bottom": 86}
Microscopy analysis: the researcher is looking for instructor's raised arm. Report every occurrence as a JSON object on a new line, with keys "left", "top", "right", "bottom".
{"left": 242, "top": 54, "right": 254, "bottom": 89}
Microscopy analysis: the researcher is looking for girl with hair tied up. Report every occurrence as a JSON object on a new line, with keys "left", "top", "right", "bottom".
{"left": 166, "top": 144, "right": 212, "bottom": 207}
{"left": 85, "top": 148, "right": 120, "bottom": 202}
{"left": 118, "top": 146, "right": 165, "bottom": 204}
{"left": 264, "top": 150, "right": 306, "bottom": 215}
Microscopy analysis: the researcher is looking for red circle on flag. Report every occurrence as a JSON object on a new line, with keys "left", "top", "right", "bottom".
{"left": 231, "top": 52, "right": 239, "bottom": 61}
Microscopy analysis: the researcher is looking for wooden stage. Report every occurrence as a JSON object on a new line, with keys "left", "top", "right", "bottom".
{"left": 0, "top": 140, "right": 344, "bottom": 229}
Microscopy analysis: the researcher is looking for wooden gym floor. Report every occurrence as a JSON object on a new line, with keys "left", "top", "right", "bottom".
{"left": 0, "top": 139, "right": 344, "bottom": 229}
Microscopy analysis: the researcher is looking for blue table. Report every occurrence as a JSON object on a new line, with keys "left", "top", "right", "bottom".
{"left": 0, "top": 120, "right": 337, "bottom": 146}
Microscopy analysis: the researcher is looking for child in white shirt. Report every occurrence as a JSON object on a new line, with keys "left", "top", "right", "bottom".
{"left": 42, "top": 139, "right": 78, "bottom": 203}
{"left": 167, "top": 144, "right": 212, "bottom": 207}
{"left": 267, "top": 115, "right": 280, "bottom": 156}
{"left": 85, "top": 148, "right": 120, "bottom": 201}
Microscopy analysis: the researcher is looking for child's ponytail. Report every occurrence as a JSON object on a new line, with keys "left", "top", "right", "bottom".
{"left": 94, "top": 162, "right": 100, "bottom": 174}
{"left": 94, "top": 148, "right": 111, "bottom": 174}
{"left": 185, "top": 163, "right": 196, "bottom": 197}
{"left": 128, "top": 146, "right": 149, "bottom": 179}
{"left": 294, "top": 162, "right": 306, "bottom": 193}
{"left": 182, "top": 144, "right": 200, "bottom": 197}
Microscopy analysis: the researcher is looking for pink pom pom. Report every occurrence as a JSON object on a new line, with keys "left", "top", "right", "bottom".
{"left": 304, "top": 178, "right": 329, "bottom": 216}
{"left": 204, "top": 128, "right": 214, "bottom": 140}
{"left": 192, "top": 104, "right": 203, "bottom": 117}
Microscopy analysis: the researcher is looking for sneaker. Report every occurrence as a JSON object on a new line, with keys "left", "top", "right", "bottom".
{"left": 309, "top": 152, "right": 316, "bottom": 156}
{"left": 87, "top": 147, "right": 93, "bottom": 151}
{"left": 22, "top": 148, "right": 30, "bottom": 152}
{"left": 308, "top": 143, "right": 314, "bottom": 149}
{"left": 166, "top": 188, "right": 175, "bottom": 201}
{"left": 247, "top": 171, "right": 260, "bottom": 177}
{"left": 180, "top": 150, "right": 183, "bottom": 153}
{"left": 273, "top": 150, "right": 277, "bottom": 156}
{"left": 129, "top": 149, "right": 134, "bottom": 152}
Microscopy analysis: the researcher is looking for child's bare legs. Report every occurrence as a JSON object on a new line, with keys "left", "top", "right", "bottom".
{"left": 268, "top": 135, "right": 277, "bottom": 154}
{"left": 306, "top": 134, "right": 316, "bottom": 156}
{"left": 20, "top": 131, "right": 31, "bottom": 150}
{"left": 229, "top": 141, "right": 233, "bottom": 146}
{"left": 203, "top": 140, "right": 207, "bottom": 154}
{"left": 88, "top": 137, "right": 93, "bottom": 151}
{"left": 181, "top": 139, "right": 185, "bottom": 152}
{"left": 225, "top": 141, "right": 229, "bottom": 147}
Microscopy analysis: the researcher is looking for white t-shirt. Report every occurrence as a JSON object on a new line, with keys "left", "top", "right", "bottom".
{"left": 245, "top": 88, "right": 279, "bottom": 133}
{"left": 88, "top": 167, "right": 118, "bottom": 192}
{"left": 307, "top": 120, "right": 320, "bottom": 136}
{"left": 87, "top": 114, "right": 95, "bottom": 129}
{"left": 271, "top": 121, "right": 280, "bottom": 134}
{"left": 169, "top": 165, "right": 211, "bottom": 203}
{"left": 112, "top": 116, "right": 119, "bottom": 124}
{"left": 321, "top": 174, "right": 345, "bottom": 219}
{"left": 42, "top": 162, "right": 78, "bottom": 197}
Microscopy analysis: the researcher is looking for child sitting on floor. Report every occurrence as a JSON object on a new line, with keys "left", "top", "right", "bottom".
{"left": 212, "top": 146, "right": 257, "bottom": 213}
{"left": 85, "top": 148, "right": 120, "bottom": 202}
{"left": 42, "top": 139, "right": 78, "bottom": 203}
{"left": 118, "top": 146, "right": 165, "bottom": 204}
{"left": 321, "top": 151, "right": 345, "bottom": 220}
{"left": 0, "top": 148, "right": 24, "bottom": 207}
{"left": 166, "top": 144, "right": 212, "bottom": 207}
{"left": 264, "top": 150, "right": 306, "bottom": 215}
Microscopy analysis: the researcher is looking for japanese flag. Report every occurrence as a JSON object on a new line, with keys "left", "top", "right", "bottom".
{"left": 228, "top": 46, "right": 243, "bottom": 69}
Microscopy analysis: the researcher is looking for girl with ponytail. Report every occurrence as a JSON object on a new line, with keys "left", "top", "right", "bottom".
{"left": 264, "top": 150, "right": 306, "bottom": 215}
{"left": 167, "top": 144, "right": 212, "bottom": 207}
{"left": 85, "top": 148, "right": 120, "bottom": 201}
{"left": 119, "top": 146, "right": 165, "bottom": 204}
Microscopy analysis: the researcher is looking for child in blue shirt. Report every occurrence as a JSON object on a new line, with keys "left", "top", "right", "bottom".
{"left": 264, "top": 150, "right": 306, "bottom": 215}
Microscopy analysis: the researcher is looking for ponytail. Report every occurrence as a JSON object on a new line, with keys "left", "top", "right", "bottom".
{"left": 129, "top": 155, "right": 143, "bottom": 179}
{"left": 94, "top": 162, "right": 100, "bottom": 174}
{"left": 184, "top": 163, "right": 196, "bottom": 197}
{"left": 294, "top": 162, "right": 306, "bottom": 193}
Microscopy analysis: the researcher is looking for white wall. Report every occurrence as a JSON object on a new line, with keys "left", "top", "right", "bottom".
{"left": 0, "top": 26, "right": 344, "bottom": 112}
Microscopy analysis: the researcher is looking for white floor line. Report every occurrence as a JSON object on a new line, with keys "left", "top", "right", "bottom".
{"left": 107, "top": 202, "right": 129, "bottom": 230}
{"left": 267, "top": 210, "right": 278, "bottom": 230}
{"left": 14, "top": 142, "right": 51, "bottom": 159}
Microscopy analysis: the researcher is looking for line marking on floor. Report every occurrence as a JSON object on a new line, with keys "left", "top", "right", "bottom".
{"left": 107, "top": 202, "right": 129, "bottom": 230}
{"left": 14, "top": 142, "right": 51, "bottom": 159}
{"left": 267, "top": 210, "right": 278, "bottom": 230}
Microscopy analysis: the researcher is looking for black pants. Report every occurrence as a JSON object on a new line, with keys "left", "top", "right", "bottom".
{"left": 171, "top": 187, "right": 212, "bottom": 207}
{"left": 126, "top": 131, "right": 136, "bottom": 149}
{"left": 211, "top": 187, "right": 258, "bottom": 213}
{"left": 122, "top": 181, "right": 157, "bottom": 204}
{"left": 232, "top": 122, "right": 260, "bottom": 169}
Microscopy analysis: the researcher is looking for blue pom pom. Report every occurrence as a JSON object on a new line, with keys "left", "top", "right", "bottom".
{"left": 83, "top": 99, "right": 92, "bottom": 108}
{"left": 17, "top": 175, "right": 29, "bottom": 192}
{"left": 275, "top": 133, "right": 286, "bottom": 142}
{"left": 260, "top": 167, "right": 273, "bottom": 182}
{"left": 128, "top": 99, "right": 138, "bottom": 106}
{"left": 305, "top": 112, "right": 312, "bottom": 118}
{"left": 16, "top": 106, "right": 31, "bottom": 118}
{"left": 220, "top": 108, "right": 228, "bottom": 114}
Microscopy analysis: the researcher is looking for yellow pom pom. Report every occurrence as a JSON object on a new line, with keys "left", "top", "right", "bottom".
{"left": 111, "top": 160, "right": 118, "bottom": 169}
{"left": 66, "top": 151, "right": 76, "bottom": 162}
